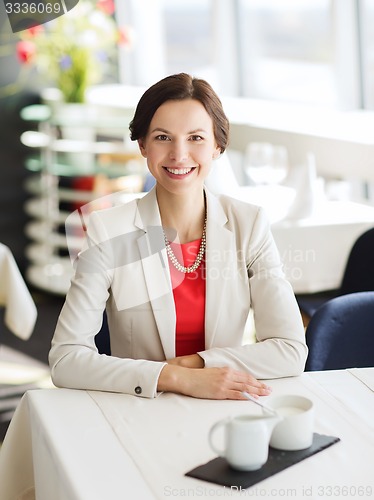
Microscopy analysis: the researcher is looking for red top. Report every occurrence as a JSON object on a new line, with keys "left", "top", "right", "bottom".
{"left": 168, "top": 239, "right": 206, "bottom": 357}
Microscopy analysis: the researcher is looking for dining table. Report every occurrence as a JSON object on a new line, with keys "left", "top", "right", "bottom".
{"left": 0, "top": 367, "right": 373, "bottom": 500}
{"left": 270, "top": 198, "right": 374, "bottom": 293}
{"left": 225, "top": 185, "right": 374, "bottom": 294}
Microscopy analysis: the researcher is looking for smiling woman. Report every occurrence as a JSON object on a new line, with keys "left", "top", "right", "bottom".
{"left": 49, "top": 73, "right": 307, "bottom": 400}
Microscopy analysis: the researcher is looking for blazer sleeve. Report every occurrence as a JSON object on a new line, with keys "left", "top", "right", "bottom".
{"left": 198, "top": 207, "right": 308, "bottom": 379}
{"left": 49, "top": 210, "right": 167, "bottom": 398}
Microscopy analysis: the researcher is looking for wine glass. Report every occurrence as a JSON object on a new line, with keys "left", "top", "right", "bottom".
{"left": 245, "top": 142, "right": 289, "bottom": 186}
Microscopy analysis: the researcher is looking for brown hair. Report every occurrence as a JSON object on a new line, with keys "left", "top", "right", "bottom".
{"left": 129, "top": 73, "right": 229, "bottom": 153}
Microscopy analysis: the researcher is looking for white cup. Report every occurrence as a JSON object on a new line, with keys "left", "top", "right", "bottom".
{"left": 208, "top": 414, "right": 281, "bottom": 471}
{"left": 267, "top": 395, "right": 314, "bottom": 451}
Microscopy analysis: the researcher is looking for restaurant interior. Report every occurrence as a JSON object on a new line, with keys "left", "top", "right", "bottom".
{"left": 0, "top": 1, "right": 373, "bottom": 498}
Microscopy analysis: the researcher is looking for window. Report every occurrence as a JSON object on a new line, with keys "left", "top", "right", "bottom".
{"left": 359, "top": 0, "right": 374, "bottom": 109}
{"left": 118, "top": 0, "right": 363, "bottom": 109}
{"left": 107, "top": 1, "right": 374, "bottom": 203}
{"left": 237, "top": 0, "right": 338, "bottom": 106}
{"left": 160, "top": 0, "right": 213, "bottom": 79}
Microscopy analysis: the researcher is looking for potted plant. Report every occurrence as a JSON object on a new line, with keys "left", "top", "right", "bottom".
{"left": 16, "top": 0, "right": 132, "bottom": 104}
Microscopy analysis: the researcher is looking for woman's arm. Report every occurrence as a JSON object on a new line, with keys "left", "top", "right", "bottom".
{"left": 49, "top": 210, "right": 167, "bottom": 399}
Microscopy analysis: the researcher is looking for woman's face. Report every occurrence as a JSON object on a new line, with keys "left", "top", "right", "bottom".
{"left": 138, "top": 99, "right": 221, "bottom": 197}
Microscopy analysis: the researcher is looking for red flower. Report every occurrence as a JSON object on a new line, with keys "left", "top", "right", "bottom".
{"left": 96, "top": 0, "right": 115, "bottom": 15}
{"left": 16, "top": 41, "right": 36, "bottom": 64}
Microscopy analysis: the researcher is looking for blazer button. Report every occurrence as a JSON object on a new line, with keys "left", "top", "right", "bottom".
{"left": 134, "top": 386, "right": 142, "bottom": 395}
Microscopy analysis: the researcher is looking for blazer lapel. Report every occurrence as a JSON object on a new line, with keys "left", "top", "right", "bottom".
{"left": 134, "top": 189, "right": 176, "bottom": 359}
{"left": 204, "top": 190, "right": 234, "bottom": 349}
{"left": 132, "top": 188, "right": 235, "bottom": 357}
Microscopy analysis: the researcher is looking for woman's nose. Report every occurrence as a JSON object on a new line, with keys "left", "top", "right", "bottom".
{"left": 169, "top": 140, "right": 188, "bottom": 161}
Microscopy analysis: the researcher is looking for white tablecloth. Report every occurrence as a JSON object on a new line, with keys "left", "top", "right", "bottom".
{"left": 0, "top": 243, "right": 37, "bottom": 340}
{"left": 0, "top": 368, "right": 373, "bottom": 500}
{"left": 271, "top": 200, "right": 374, "bottom": 293}
{"left": 231, "top": 188, "right": 374, "bottom": 293}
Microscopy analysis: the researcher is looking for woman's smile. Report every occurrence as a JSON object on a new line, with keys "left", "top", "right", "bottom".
{"left": 163, "top": 166, "right": 196, "bottom": 177}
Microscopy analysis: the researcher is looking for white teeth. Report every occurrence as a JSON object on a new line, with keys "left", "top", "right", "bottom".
{"left": 166, "top": 167, "right": 192, "bottom": 175}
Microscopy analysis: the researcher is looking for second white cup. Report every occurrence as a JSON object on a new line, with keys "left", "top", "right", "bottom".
{"left": 267, "top": 395, "right": 314, "bottom": 451}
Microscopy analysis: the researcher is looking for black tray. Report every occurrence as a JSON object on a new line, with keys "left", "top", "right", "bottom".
{"left": 186, "top": 433, "right": 340, "bottom": 489}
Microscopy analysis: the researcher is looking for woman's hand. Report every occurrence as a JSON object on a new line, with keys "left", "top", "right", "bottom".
{"left": 158, "top": 364, "right": 272, "bottom": 400}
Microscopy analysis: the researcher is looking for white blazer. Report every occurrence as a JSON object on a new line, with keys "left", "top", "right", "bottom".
{"left": 49, "top": 188, "right": 307, "bottom": 398}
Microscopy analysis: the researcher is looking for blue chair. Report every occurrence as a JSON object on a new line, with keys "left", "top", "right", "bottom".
{"left": 297, "top": 227, "right": 374, "bottom": 321}
{"left": 305, "top": 292, "right": 374, "bottom": 371}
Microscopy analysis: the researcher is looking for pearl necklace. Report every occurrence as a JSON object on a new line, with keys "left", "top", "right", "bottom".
{"left": 163, "top": 214, "right": 207, "bottom": 273}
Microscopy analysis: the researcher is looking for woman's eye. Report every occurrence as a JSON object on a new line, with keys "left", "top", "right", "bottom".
{"left": 155, "top": 134, "right": 170, "bottom": 141}
{"left": 190, "top": 135, "right": 203, "bottom": 141}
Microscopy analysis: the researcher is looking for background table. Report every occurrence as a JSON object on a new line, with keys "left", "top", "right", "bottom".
{"left": 228, "top": 186, "right": 374, "bottom": 293}
{"left": 0, "top": 368, "right": 373, "bottom": 500}
{"left": 270, "top": 199, "right": 374, "bottom": 293}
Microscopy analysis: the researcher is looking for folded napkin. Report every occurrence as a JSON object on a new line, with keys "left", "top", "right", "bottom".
{"left": 204, "top": 152, "right": 239, "bottom": 196}
{"left": 186, "top": 433, "right": 340, "bottom": 489}
{"left": 0, "top": 243, "right": 37, "bottom": 340}
{"left": 283, "top": 153, "right": 318, "bottom": 220}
